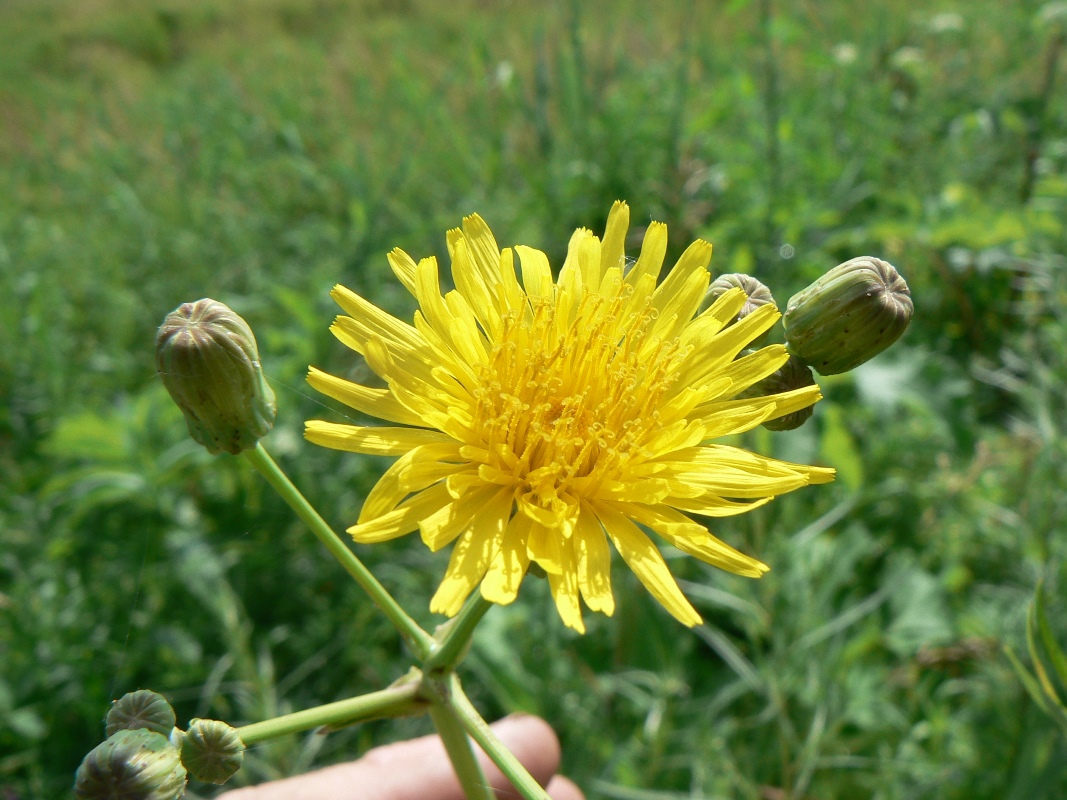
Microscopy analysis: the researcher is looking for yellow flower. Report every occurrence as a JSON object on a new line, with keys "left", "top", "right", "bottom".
{"left": 305, "top": 202, "right": 834, "bottom": 632}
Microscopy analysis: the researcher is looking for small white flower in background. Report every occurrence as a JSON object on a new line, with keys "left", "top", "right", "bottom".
{"left": 495, "top": 60, "right": 515, "bottom": 88}
{"left": 890, "top": 46, "right": 925, "bottom": 69}
{"left": 832, "top": 43, "right": 857, "bottom": 66}
{"left": 929, "top": 12, "right": 965, "bottom": 33}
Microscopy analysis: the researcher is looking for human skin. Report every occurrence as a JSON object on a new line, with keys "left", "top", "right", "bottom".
{"left": 220, "top": 714, "right": 584, "bottom": 800}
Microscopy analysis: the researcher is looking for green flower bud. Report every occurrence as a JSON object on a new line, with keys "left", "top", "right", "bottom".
{"left": 704, "top": 273, "right": 777, "bottom": 321}
{"left": 156, "top": 299, "right": 276, "bottom": 455}
{"left": 745, "top": 354, "right": 817, "bottom": 431}
{"left": 106, "top": 690, "right": 176, "bottom": 738}
{"left": 180, "top": 718, "right": 245, "bottom": 785}
{"left": 75, "top": 729, "right": 187, "bottom": 800}
{"left": 783, "top": 256, "right": 912, "bottom": 375}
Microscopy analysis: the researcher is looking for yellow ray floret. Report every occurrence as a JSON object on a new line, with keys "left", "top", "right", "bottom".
{"left": 306, "top": 201, "right": 834, "bottom": 633}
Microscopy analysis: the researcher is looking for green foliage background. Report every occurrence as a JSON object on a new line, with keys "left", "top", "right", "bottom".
{"left": 4, "top": 0, "right": 1067, "bottom": 797}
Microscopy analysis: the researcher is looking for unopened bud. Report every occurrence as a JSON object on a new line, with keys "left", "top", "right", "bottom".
{"left": 156, "top": 299, "right": 276, "bottom": 454}
{"left": 783, "top": 257, "right": 912, "bottom": 375}
{"left": 705, "top": 273, "right": 776, "bottom": 322}
{"left": 180, "top": 718, "right": 245, "bottom": 785}
{"left": 745, "top": 354, "right": 817, "bottom": 431}
{"left": 106, "top": 690, "right": 176, "bottom": 738}
{"left": 75, "top": 729, "right": 186, "bottom": 800}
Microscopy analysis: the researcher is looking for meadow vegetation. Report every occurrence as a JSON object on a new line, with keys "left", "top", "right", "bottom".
{"left": 3, "top": 0, "right": 1067, "bottom": 797}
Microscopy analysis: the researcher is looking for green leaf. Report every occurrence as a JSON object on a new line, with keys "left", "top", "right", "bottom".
{"left": 1005, "top": 644, "right": 1054, "bottom": 716}
{"left": 1034, "top": 581, "right": 1067, "bottom": 692}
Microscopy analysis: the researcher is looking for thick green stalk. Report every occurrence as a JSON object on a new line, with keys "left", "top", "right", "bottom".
{"left": 449, "top": 677, "right": 551, "bottom": 800}
{"left": 426, "top": 685, "right": 494, "bottom": 800}
{"left": 237, "top": 683, "right": 423, "bottom": 745}
{"left": 243, "top": 443, "right": 433, "bottom": 658}
{"left": 424, "top": 593, "right": 494, "bottom": 674}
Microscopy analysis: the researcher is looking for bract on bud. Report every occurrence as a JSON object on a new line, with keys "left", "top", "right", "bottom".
{"left": 783, "top": 257, "right": 912, "bottom": 375}
{"left": 75, "top": 729, "right": 187, "bottom": 800}
{"left": 156, "top": 299, "right": 276, "bottom": 454}
{"left": 106, "top": 690, "right": 176, "bottom": 738}
{"left": 705, "top": 273, "right": 776, "bottom": 322}
{"left": 180, "top": 718, "right": 245, "bottom": 785}
{"left": 745, "top": 354, "right": 818, "bottom": 431}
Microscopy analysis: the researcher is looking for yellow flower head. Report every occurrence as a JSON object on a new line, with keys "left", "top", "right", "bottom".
{"left": 306, "top": 202, "right": 834, "bottom": 632}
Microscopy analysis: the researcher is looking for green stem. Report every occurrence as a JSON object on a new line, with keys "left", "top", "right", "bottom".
{"left": 426, "top": 685, "right": 494, "bottom": 800}
{"left": 243, "top": 443, "right": 433, "bottom": 659}
{"left": 449, "top": 677, "right": 551, "bottom": 800}
{"left": 237, "top": 683, "right": 423, "bottom": 745}
{"left": 425, "top": 593, "right": 494, "bottom": 674}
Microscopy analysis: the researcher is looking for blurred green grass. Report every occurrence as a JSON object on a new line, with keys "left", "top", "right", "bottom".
{"left": 4, "top": 0, "right": 1067, "bottom": 797}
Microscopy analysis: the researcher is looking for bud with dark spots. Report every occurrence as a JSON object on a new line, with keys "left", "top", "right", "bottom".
{"left": 745, "top": 354, "right": 818, "bottom": 431}
{"left": 156, "top": 299, "right": 276, "bottom": 454}
{"left": 783, "top": 257, "right": 912, "bottom": 375}
{"left": 106, "top": 690, "right": 177, "bottom": 738}
{"left": 705, "top": 273, "right": 777, "bottom": 322}
{"left": 180, "top": 718, "right": 245, "bottom": 785}
{"left": 75, "top": 729, "right": 187, "bottom": 800}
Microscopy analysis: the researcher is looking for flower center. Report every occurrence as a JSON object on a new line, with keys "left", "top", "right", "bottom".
{"left": 471, "top": 276, "right": 685, "bottom": 523}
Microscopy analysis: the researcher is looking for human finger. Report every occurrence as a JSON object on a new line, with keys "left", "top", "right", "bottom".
{"left": 545, "top": 775, "right": 585, "bottom": 800}
{"left": 220, "top": 713, "right": 571, "bottom": 800}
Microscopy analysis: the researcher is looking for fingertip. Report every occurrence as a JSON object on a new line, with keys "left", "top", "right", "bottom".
{"left": 546, "top": 775, "right": 585, "bottom": 800}
{"left": 484, "top": 714, "right": 562, "bottom": 790}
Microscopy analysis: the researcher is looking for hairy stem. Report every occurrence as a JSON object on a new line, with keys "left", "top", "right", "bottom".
{"left": 425, "top": 593, "right": 494, "bottom": 674}
{"left": 237, "top": 682, "right": 423, "bottom": 745}
{"left": 450, "top": 677, "right": 551, "bottom": 800}
{"left": 425, "top": 679, "right": 494, "bottom": 800}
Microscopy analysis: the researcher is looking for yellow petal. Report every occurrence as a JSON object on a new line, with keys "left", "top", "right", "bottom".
{"left": 443, "top": 290, "right": 490, "bottom": 363}
{"left": 361, "top": 336, "right": 474, "bottom": 438}
{"left": 711, "top": 345, "right": 791, "bottom": 399}
{"left": 621, "top": 502, "right": 768, "bottom": 578}
{"left": 331, "top": 316, "right": 444, "bottom": 393}
{"left": 461, "top": 213, "right": 505, "bottom": 305}
{"left": 574, "top": 503, "right": 614, "bottom": 615}
{"left": 765, "top": 385, "right": 824, "bottom": 423}
{"left": 386, "top": 248, "right": 418, "bottom": 296}
{"left": 653, "top": 444, "right": 835, "bottom": 499}
{"left": 558, "top": 228, "right": 598, "bottom": 296}
{"left": 683, "top": 286, "right": 746, "bottom": 341}
{"left": 667, "top": 494, "right": 775, "bottom": 518}
{"left": 413, "top": 256, "right": 486, "bottom": 370}
{"left": 671, "top": 467, "right": 810, "bottom": 498}
{"left": 652, "top": 239, "right": 713, "bottom": 319}
{"left": 515, "top": 245, "right": 554, "bottom": 301}
{"left": 450, "top": 235, "right": 499, "bottom": 338}
{"left": 600, "top": 200, "right": 629, "bottom": 276}
{"left": 347, "top": 482, "right": 451, "bottom": 543}
{"left": 497, "top": 247, "right": 524, "bottom": 316}
{"left": 691, "top": 445, "right": 836, "bottom": 483}
{"left": 419, "top": 484, "right": 498, "bottom": 551}
{"left": 690, "top": 399, "right": 781, "bottom": 440}
{"left": 677, "top": 305, "right": 781, "bottom": 388}
{"left": 304, "top": 420, "right": 453, "bottom": 455}
{"left": 430, "top": 488, "right": 513, "bottom": 616}
{"left": 649, "top": 262, "right": 710, "bottom": 343}
{"left": 359, "top": 442, "right": 465, "bottom": 522}
{"left": 691, "top": 385, "right": 823, "bottom": 437}
{"left": 641, "top": 418, "right": 706, "bottom": 456}
{"left": 625, "top": 220, "right": 667, "bottom": 287}
{"left": 547, "top": 537, "right": 584, "bottom": 633}
{"left": 330, "top": 284, "right": 425, "bottom": 352}
{"left": 525, "top": 520, "right": 563, "bottom": 574}
{"left": 595, "top": 502, "right": 702, "bottom": 627}
{"left": 481, "top": 507, "right": 532, "bottom": 605}
{"left": 306, "top": 366, "right": 426, "bottom": 428}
